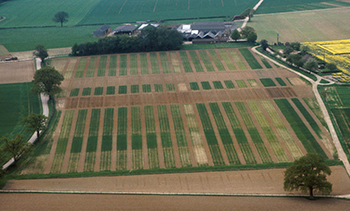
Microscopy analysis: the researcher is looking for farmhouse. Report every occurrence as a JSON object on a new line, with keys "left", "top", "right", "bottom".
{"left": 93, "top": 24, "right": 111, "bottom": 37}
{"left": 113, "top": 25, "right": 138, "bottom": 35}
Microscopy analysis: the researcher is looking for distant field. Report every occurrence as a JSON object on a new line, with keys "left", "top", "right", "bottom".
{"left": 250, "top": 7, "right": 350, "bottom": 44}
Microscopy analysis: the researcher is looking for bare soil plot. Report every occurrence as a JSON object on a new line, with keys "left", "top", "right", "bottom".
{"left": 0, "top": 61, "right": 35, "bottom": 84}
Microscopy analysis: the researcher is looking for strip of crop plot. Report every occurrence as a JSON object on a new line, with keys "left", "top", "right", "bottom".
{"left": 131, "top": 85, "right": 139, "bottom": 94}
{"left": 116, "top": 107, "right": 127, "bottom": 170}
{"left": 100, "top": 108, "right": 114, "bottom": 171}
{"left": 144, "top": 106, "right": 159, "bottom": 169}
{"left": 260, "top": 57, "right": 272, "bottom": 68}
{"left": 209, "top": 50, "right": 225, "bottom": 71}
{"left": 227, "top": 49, "right": 247, "bottom": 70}
{"left": 84, "top": 109, "right": 100, "bottom": 172}
{"left": 86, "top": 57, "right": 97, "bottom": 77}
{"left": 170, "top": 105, "right": 192, "bottom": 167}
{"left": 261, "top": 100, "right": 303, "bottom": 159}
{"left": 108, "top": 55, "right": 117, "bottom": 76}
{"left": 198, "top": 50, "right": 215, "bottom": 72}
{"left": 222, "top": 102, "right": 256, "bottom": 164}
{"left": 131, "top": 107, "right": 143, "bottom": 169}
{"left": 142, "top": 84, "right": 152, "bottom": 93}
{"left": 235, "top": 102, "right": 272, "bottom": 163}
{"left": 119, "top": 85, "right": 127, "bottom": 94}
{"left": 196, "top": 103, "right": 225, "bottom": 166}
{"left": 275, "top": 78, "right": 286, "bottom": 86}
{"left": 224, "top": 80, "right": 235, "bottom": 89}
{"left": 260, "top": 78, "right": 276, "bottom": 87}
{"left": 51, "top": 110, "right": 74, "bottom": 173}
{"left": 247, "top": 101, "right": 288, "bottom": 162}
{"left": 70, "top": 88, "right": 79, "bottom": 97}
{"left": 190, "top": 82, "right": 200, "bottom": 90}
{"left": 275, "top": 99, "right": 326, "bottom": 157}
{"left": 94, "top": 87, "right": 103, "bottom": 95}
{"left": 238, "top": 48, "right": 262, "bottom": 69}
{"left": 68, "top": 109, "right": 87, "bottom": 173}
{"left": 140, "top": 53, "right": 149, "bottom": 75}
{"left": 218, "top": 49, "right": 236, "bottom": 70}
{"left": 166, "top": 83, "right": 175, "bottom": 91}
{"left": 119, "top": 55, "right": 127, "bottom": 76}
{"left": 130, "top": 54, "right": 138, "bottom": 75}
{"left": 183, "top": 104, "right": 208, "bottom": 166}
{"left": 106, "top": 86, "right": 115, "bottom": 95}
{"left": 179, "top": 51, "right": 193, "bottom": 73}
{"left": 213, "top": 81, "right": 224, "bottom": 89}
{"left": 64, "top": 58, "right": 77, "bottom": 79}
{"left": 291, "top": 98, "right": 323, "bottom": 139}
{"left": 82, "top": 88, "right": 91, "bottom": 96}
{"left": 170, "top": 52, "right": 181, "bottom": 73}
{"left": 188, "top": 51, "right": 204, "bottom": 72}
{"left": 236, "top": 80, "right": 247, "bottom": 88}
{"left": 201, "top": 81, "right": 212, "bottom": 90}
{"left": 150, "top": 53, "right": 160, "bottom": 74}
{"left": 159, "top": 52, "right": 171, "bottom": 73}
{"left": 247, "top": 79, "right": 258, "bottom": 87}
{"left": 75, "top": 57, "right": 87, "bottom": 78}
{"left": 209, "top": 103, "right": 240, "bottom": 164}
{"left": 157, "top": 105, "right": 176, "bottom": 168}
{"left": 97, "top": 56, "right": 107, "bottom": 77}
{"left": 154, "top": 84, "right": 163, "bottom": 92}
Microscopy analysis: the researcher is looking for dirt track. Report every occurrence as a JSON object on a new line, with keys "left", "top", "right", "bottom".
{"left": 0, "top": 61, "right": 34, "bottom": 84}
{"left": 1, "top": 193, "right": 350, "bottom": 211}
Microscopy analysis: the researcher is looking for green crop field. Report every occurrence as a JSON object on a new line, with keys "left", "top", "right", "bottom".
{"left": 119, "top": 85, "right": 127, "bottom": 94}
{"left": 82, "top": 88, "right": 91, "bottom": 96}
{"left": 213, "top": 81, "right": 224, "bottom": 89}
{"left": 166, "top": 83, "right": 175, "bottom": 92}
{"left": 247, "top": 79, "right": 258, "bottom": 87}
{"left": 199, "top": 50, "right": 215, "bottom": 72}
{"left": 190, "top": 82, "right": 200, "bottom": 90}
{"left": 131, "top": 107, "right": 143, "bottom": 169}
{"left": 106, "top": 86, "right": 115, "bottom": 95}
{"left": 154, "top": 84, "right": 163, "bottom": 92}
{"left": 209, "top": 50, "right": 225, "bottom": 71}
{"left": 116, "top": 107, "right": 127, "bottom": 170}
{"left": 239, "top": 48, "right": 262, "bottom": 69}
{"left": 86, "top": 57, "right": 97, "bottom": 77}
{"left": 236, "top": 80, "right": 247, "bottom": 88}
{"left": 275, "top": 78, "right": 287, "bottom": 86}
{"left": 84, "top": 109, "right": 100, "bottom": 172}
{"left": 94, "top": 87, "right": 103, "bottom": 95}
{"left": 119, "top": 55, "right": 127, "bottom": 76}
{"left": 179, "top": 52, "right": 193, "bottom": 73}
{"left": 108, "top": 55, "right": 117, "bottom": 76}
{"left": 75, "top": 58, "right": 87, "bottom": 78}
{"left": 130, "top": 54, "right": 138, "bottom": 75}
{"left": 218, "top": 49, "right": 236, "bottom": 70}
{"left": 101, "top": 108, "right": 114, "bottom": 171}
{"left": 189, "top": 51, "right": 204, "bottom": 72}
{"left": 142, "top": 84, "right": 152, "bottom": 93}
{"left": 201, "top": 81, "right": 212, "bottom": 90}
{"left": 260, "top": 78, "right": 276, "bottom": 87}
{"left": 150, "top": 53, "right": 160, "bottom": 74}
{"left": 140, "top": 53, "right": 149, "bottom": 75}
{"left": 131, "top": 85, "right": 140, "bottom": 94}
{"left": 97, "top": 56, "right": 107, "bottom": 77}
{"left": 260, "top": 57, "right": 272, "bottom": 68}
{"left": 69, "top": 88, "right": 79, "bottom": 97}
{"left": 224, "top": 80, "right": 235, "bottom": 89}
{"left": 144, "top": 105, "right": 159, "bottom": 169}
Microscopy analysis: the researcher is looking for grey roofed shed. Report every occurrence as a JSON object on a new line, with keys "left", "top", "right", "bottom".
{"left": 191, "top": 22, "right": 226, "bottom": 33}
{"left": 93, "top": 24, "right": 111, "bottom": 37}
{"left": 113, "top": 25, "right": 138, "bottom": 34}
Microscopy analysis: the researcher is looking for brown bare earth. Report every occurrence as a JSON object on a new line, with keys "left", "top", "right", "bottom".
{"left": 0, "top": 61, "right": 35, "bottom": 84}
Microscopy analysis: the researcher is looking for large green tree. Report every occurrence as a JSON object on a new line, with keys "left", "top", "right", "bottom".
{"left": 53, "top": 11, "right": 69, "bottom": 27}
{"left": 22, "top": 114, "right": 47, "bottom": 142}
{"left": 247, "top": 31, "right": 257, "bottom": 43}
{"left": 0, "top": 134, "right": 32, "bottom": 164}
{"left": 240, "top": 26, "right": 255, "bottom": 38}
{"left": 260, "top": 39, "right": 268, "bottom": 51}
{"left": 284, "top": 154, "right": 332, "bottom": 199}
{"left": 303, "top": 58, "right": 318, "bottom": 71}
{"left": 231, "top": 29, "right": 241, "bottom": 42}
{"left": 31, "top": 66, "right": 64, "bottom": 99}
{"left": 33, "top": 44, "right": 48, "bottom": 63}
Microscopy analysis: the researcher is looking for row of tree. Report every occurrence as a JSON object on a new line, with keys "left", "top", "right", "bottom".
{"left": 71, "top": 25, "right": 183, "bottom": 56}
{"left": 231, "top": 26, "right": 257, "bottom": 43}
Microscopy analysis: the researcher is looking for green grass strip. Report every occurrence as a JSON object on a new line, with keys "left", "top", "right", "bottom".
{"left": 144, "top": 105, "right": 159, "bottom": 169}
{"left": 131, "top": 106, "right": 143, "bottom": 169}
{"left": 260, "top": 57, "right": 272, "bottom": 68}
{"left": 56, "top": 110, "right": 75, "bottom": 154}
{"left": 247, "top": 101, "right": 288, "bottom": 162}
{"left": 131, "top": 85, "right": 139, "bottom": 93}
{"left": 119, "top": 55, "right": 127, "bottom": 76}
{"left": 199, "top": 50, "right": 215, "bottom": 72}
{"left": 75, "top": 57, "right": 87, "bottom": 78}
{"left": 247, "top": 79, "right": 258, "bottom": 87}
{"left": 154, "top": 84, "right": 163, "bottom": 92}
{"left": 118, "top": 85, "right": 127, "bottom": 94}
{"left": 102, "top": 108, "right": 114, "bottom": 152}
{"left": 190, "top": 82, "right": 200, "bottom": 90}
{"left": 209, "top": 50, "right": 225, "bottom": 71}
{"left": 227, "top": 49, "right": 247, "bottom": 70}
{"left": 201, "top": 81, "right": 212, "bottom": 90}
{"left": 238, "top": 48, "right": 262, "bottom": 69}
{"left": 209, "top": 103, "right": 240, "bottom": 164}
{"left": 236, "top": 80, "right": 247, "bottom": 88}
{"left": 274, "top": 99, "right": 326, "bottom": 157}
{"left": 196, "top": 103, "right": 225, "bottom": 166}
{"left": 159, "top": 52, "right": 171, "bottom": 73}
{"left": 86, "top": 57, "right": 97, "bottom": 77}
{"left": 275, "top": 78, "right": 287, "bottom": 86}
{"left": 166, "top": 83, "right": 175, "bottom": 91}
{"left": 170, "top": 105, "right": 192, "bottom": 167}
{"left": 86, "top": 109, "right": 100, "bottom": 153}
{"left": 82, "top": 87, "right": 91, "bottom": 96}
{"left": 157, "top": 105, "right": 176, "bottom": 168}
{"left": 106, "top": 86, "right": 115, "bottom": 95}
{"left": 222, "top": 102, "right": 256, "bottom": 164}
{"left": 179, "top": 51, "right": 193, "bottom": 73}
{"left": 224, "top": 80, "right": 235, "bottom": 89}
{"left": 291, "top": 98, "right": 323, "bottom": 139}
{"left": 108, "top": 55, "right": 117, "bottom": 76}
{"left": 260, "top": 78, "right": 276, "bottom": 87}
{"left": 70, "top": 88, "right": 79, "bottom": 97}
{"left": 261, "top": 100, "right": 303, "bottom": 159}
{"left": 130, "top": 54, "right": 138, "bottom": 75}
{"left": 142, "top": 84, "right": 152, "bottom": 93}
{"left": 140, "top": 53, "right": 149, "bottom": 75}
{"left": 97, "top": 56, "right": 107, "bottom": 77}
{"left": 235, "top": 102, "right": 272, "bottom": 163}
{"left": 117, "top": 107, "right": 127, "bottom": 151}
{"left": 213, "top": 81, "right": 224, "bottom": 89}
{"left": 150, "top": 53, "right": 160, "bottom": 74}
{"left": 218, "top": 49, "right": 236, "bottom": 70}
{"left": 188, "top": 51, "right": 204, "bottom": 72}
{"left": 94, "top": 87, "right": 103, "bottom": 96}
{"left": 71, "top": 109, "right": 88, "bottom": 153}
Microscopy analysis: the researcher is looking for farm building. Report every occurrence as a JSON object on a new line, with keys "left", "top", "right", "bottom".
{"left": 113, "top": 25, "right": 138, "bottom": 35}
{"left": 93, "top": 24, "right": 111, "bottom": 37}
{"left": 137, "top": 23, "right": 160, "bottom": 31}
